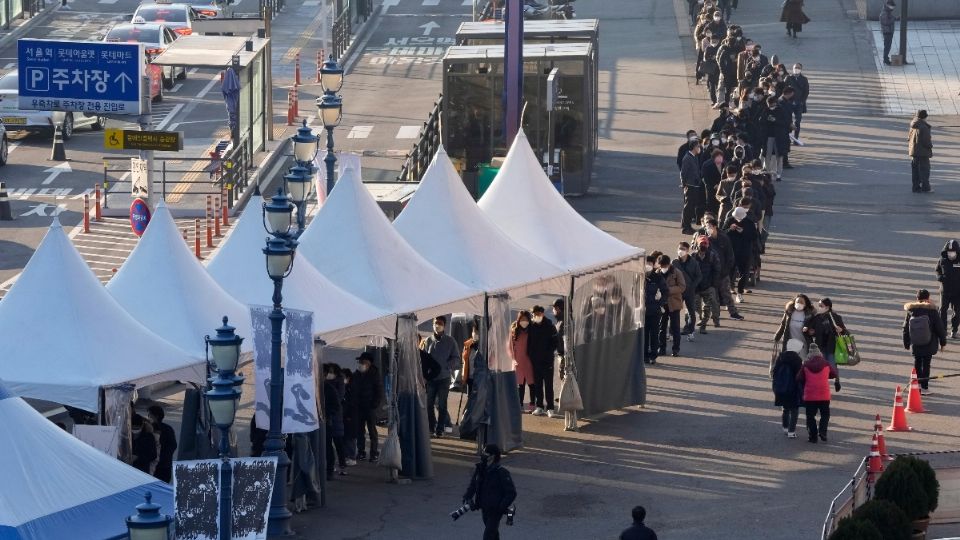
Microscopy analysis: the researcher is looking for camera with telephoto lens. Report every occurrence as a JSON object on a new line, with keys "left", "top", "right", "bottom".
{"left": 450, "top": 503, "right": 473, "bottom": 521}
{"left": 505, "top": 505, "right": 517, "bottom": 526}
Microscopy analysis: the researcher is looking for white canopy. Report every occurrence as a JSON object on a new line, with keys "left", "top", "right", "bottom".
{"left": 0, "top": 384, "right": 173, "bottom": 540}
{"left": 394, "top": 147, "right": 568, "bottom": 298}
{"left": 297, "top": 167, "right": 484, "bottom": 323}
{"left": 478, "top": 131, "right": 643, "bottom": 272}
{"left": 107, "top": 202, "right": 253, "bottom": 357}
{"left": 0, "top": 219, "right": 205, "bottom": 412}
{"left": 206, "top": 192, "right": 394, "bottom": 342}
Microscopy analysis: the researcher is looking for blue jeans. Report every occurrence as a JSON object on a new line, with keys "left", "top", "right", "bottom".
{"left": 426, "top": 378, "right": 450, "bottom": 435}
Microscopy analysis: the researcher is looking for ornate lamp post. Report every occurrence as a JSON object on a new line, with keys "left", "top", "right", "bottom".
{"left": 205, "top": 317, "right": 243, "bottom": 540}
{"left": 283, "top": 166, "right": 313, "bottom": 233}
{"left": 316, "top": 55, "right": 344, "bottom": 196}
{"left": 126, "top": 492, "right": 172, "bottom": 540}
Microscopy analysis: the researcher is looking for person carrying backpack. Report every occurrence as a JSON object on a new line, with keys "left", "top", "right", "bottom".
{"left": 903, "top": 289, "right": 947, "bottom": 394}
{"left": 772, "top": 338, "right": 804, "bottom": 438}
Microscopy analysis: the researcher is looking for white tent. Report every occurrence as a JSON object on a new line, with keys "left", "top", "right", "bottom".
{"left": 394, "top": 146, "right": 568, "bottom": 298}
{"left": 478, "top": 131, "right": 642, "bottom": 272}
{"left": 107, "top": 202, "right": 252, "bottom": 358}
{"left": 206, "top": 191, "right": 394, "bottom": 342}
{"left": 0, "top": 219, "right": 205, "bottom": 412}
{"left": 0, "top": 384, "right": 173, "bottom": 540}
{"left": 297, "top": 167, "right": 484, "bottom": 323}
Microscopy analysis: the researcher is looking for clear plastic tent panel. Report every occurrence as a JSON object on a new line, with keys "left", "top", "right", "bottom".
{"left": 103, "top": 384, "right": 135, "bottom": 463}
{"left": 569, "top": 257, "right": 647, "bottom": 417}
{"left": 394, "top": 315, "right": 433, "bottom": 479}
{"left": 484, "top": 295, "right": 522, "bottom": 452}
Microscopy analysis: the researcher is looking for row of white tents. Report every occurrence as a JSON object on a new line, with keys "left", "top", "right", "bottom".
{"left": 0, "top": 131, "right": 644, "bottom": 539}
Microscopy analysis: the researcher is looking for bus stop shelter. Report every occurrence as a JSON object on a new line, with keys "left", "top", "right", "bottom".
{"left": 153, "top": 35, "right": 272, "bottom": 158}
{"left": 442, "top": 43, "right": 597, "bottom": 196}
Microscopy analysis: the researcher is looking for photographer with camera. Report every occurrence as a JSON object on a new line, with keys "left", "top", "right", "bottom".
{"left": 455, "top": 444, "right": 517, "bottom": 539}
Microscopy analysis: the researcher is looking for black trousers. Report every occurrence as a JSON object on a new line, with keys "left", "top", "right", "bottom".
{"left": 658, "top": 309, "right": 682, "bottom": 354}
{"left": 533, "top": 364, "right": 555, "bottom": 410}
{"left": 914, "top": 355, "right": 932, "bottom": 390}
{"left": 911, "top": 156, "right": 931, "bottom": 191}
{"left": 939, "top": 291, "right": 960, "bottom": 333}
{"left": 882, "top": 32, "right": 894, "bottom": 60}
{"left": 781, "top": 407, "right": 799, "bottom": 432}
{"left": 357, "top": 407, "right": 378, "bottom": 456}
{"left": 644, "top": 313, "right": 661, "bottom": 361}
{"left": 481, "top": 508, "right": 503, "bottom": 540}
{"left": 326, "top": 430, "right": 345, "bottom": 473}
{"left": 682, "top": 294, "right": 697, "bottom": 331}
{"left": 734, "top": 260, "right": 751, "bottom": 293}
{"left": 805, "top": 401, "right": 830, "bottom": 440}
{"left": 681, "top": 186, "right": 705, "bottom": 230}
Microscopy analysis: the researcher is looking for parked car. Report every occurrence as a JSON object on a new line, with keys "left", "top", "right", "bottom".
{"left": 105, "top": 21, "right": 186, "bottom": 90}
{"left": 190, "top": 0, "right": 228, "bottom": 19}
{"left": 132, "top": 2, "right": 198, "bottom": 36}
{"left": 0, "top": 73, "right": 105, "bottom": 140}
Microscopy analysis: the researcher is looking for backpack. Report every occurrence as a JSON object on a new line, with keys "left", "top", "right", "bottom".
{"left": 908, "top": 312, "right": 932, "bottom": 346}
{"left": 772, "top": 359, "right": 794, "bottom": 395}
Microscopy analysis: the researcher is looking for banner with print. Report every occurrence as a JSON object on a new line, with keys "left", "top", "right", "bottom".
{"left": 281, "top": 308, "right": 318, "bottom": 433}
{"left": 250, "top": 305, "right": 273, "bottom": 432}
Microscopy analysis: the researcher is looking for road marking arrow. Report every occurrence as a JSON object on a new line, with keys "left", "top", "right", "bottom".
{"left": 115, "top": 72, "right": 133, "bottom": 93}
{"left": 419, "top": 21, "right": 440, "bottom": 36}
{"left": 41, "top": 162, "right": 72, "bottom": 186}
{"left": 381, "top": 0, "right": 399, "bottom": 12}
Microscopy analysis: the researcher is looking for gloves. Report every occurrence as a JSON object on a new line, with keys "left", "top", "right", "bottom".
{"left": 834, "top": 380, "right": 841, "bottom": 392}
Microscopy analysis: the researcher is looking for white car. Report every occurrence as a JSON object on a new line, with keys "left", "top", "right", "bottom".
{"left": 132, "top": 2, "right": 197, "bottom": 36}
{"left": 105, "top": 22, "right": 186, "bottom": 89}
{"left": 0, "top": 73, "right": 105, "bottom": 140}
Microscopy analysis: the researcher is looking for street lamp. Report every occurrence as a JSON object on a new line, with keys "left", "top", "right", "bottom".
{"left": 262, "top": 188, "right": 294, "bottom": 237}
{"left": 205, "top": 316, "right": 243, "bottom": 540}
{"left": 317, "top": 54, "right": 344, "bottom": 197}
{"left": 126, "top": 492, "right": 172, "bottom": 540}
{"left": 283, "top": 166, "right": 313, "bottom": 232}
{"left": 292, "top": 118, "right": 320, "bottom": 165}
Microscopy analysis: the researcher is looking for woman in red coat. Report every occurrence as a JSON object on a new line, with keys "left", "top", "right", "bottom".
{"left": 796, "top": 347, "right": 840, "bottom": 444}
{"left": 509, "top": 310, "right": 536, "bottom": 413}
{"left": 780, "top": 0, "right": 810, "bottom": 39}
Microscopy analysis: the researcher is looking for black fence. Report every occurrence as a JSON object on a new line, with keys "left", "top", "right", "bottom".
{"left": 332, "top": 6, "right": 352, "bottom": 59}
{"left": 396, "top": 94, "right": 443, "bottom": 183}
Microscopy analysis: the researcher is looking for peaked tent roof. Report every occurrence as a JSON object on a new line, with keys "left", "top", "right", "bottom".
{"left": 0, "top": 219, "right": 204, "bottom": 412}
{"left": 394, "top": 146, "right": 568, "bottom": 297}
{"left": 478, "top": 131, "right": 642, "bottom": 272}
{"left": 107, "top": 202, "right": 252, "bottom": 357}
{"left": 0, "top": 384, "right": 173, "bottom": 540}
{"left": 297, "top": 167, "right": 484, "bottom": 320}
{"left": 206, "top": 192, "right": 394, "bottom": 342}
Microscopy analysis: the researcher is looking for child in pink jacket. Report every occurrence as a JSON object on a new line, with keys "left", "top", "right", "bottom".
{"left": 796, "top": 346, "right": 840, "bottom": 443}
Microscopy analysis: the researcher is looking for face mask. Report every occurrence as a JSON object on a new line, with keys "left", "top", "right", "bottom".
{"left": 132, "top": 429, "right": 142, "bottom": 436}
{"left": 711, "top": 138, "right": 720, "bottom": 146}
{"left": 434, "top": 325, "right": 444, "bottom": 334}
{"left": 359, "top": 364, "right": 369, "bottom": 373}
{"left": 519, "top": 320, "right": 529, "bottom": 329}
{"left": 706, "top": 227, "right": 715, "bottom": 236}
{"left": 753, "top": 50, "right": 760, "bottom": 57}
{"left": 326, "top": 373, "right": 335, "bottom": 380}
{"left": 689, "top": 136, "right": 699, "bottom": 143}
{"left": 735, "top": 214, "right": 743, "bottom": 222}
{"left": 793, "top": 68, "right": 801, "bottom": 75}
{"left": 817, "top": 305, "right": 828, "bottom": 314}
{"left": 949, "top": 252, "right": 957, "bottom": 260}
{"left": 472, "top": 332, "right": 479, "bottom": 340}
{"left": 713, "top": 15, "right": 721, "bottom": 21}
{"left": 660, "top": 266, "right": 670, "bottom": 273}
{"left": 533, "top": 315, "right": 543, "bottom": 323}
{"left": 752, "top": 95, "right": 761, "bottom": 102}
{"left": 645, "top": 264, "right": 654, "bottom": 273}
{"left": 795, "top": 302, "right": 804, "bottom": 311}
{"left": 678, "top": 249, "right": 688, "bottom": 257}
{"left": 710, "top": 40, "right": 719, "bottom": 46}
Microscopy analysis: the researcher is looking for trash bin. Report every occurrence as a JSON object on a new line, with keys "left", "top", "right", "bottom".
{"left": 477, "top": 163, "right": 500, "bottom": 199}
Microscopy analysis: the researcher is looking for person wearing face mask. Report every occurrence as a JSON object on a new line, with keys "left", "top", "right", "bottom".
{"left": 323, "top": 363, "right": 347, "bottom": 480}
{"left": 935, "top": 240, "right": 960, "bottom": 339}
{"left": 677, "top": 129, "right": 700, "bottom": 170}
{"left": 773, "top": 294, "right": 814, "bottom": 371}
{"left": 527, "top": 305, "right": 560, "bottom": 417}
{"left": 761, "top": 95, "right": 790, "bottom": 181}
{"left": 423, "top": 315, "right": 460, "bottom": 437}
{"left": 744, "top": 44, "right": 768, "bottom": 84}
{"left": 354, "top": 352, "right": 382, "bottom": 462}
{"left": 509, "top": 310, "right": 537, "bottom": 413}
{"left": 461, "top": 444, "right": 517, "bottom": 540}
{"left": 780, "top": 0, "right": 810, "bottom": 39}
{"left": 693, "top": 236, "right": 722, "bottom": 331}
{"left": 680, "top": 141, "right": 705, "bottom": 235}
{"left": 715, "top": 28, "right": 744, "bottom": 107}
{"left": 803, "top": 298, "right": 847, "bottom": 367}
{"left": 706, "top": 9, "right": 726, "bottom": 40}
{"left": 724, "top": 206, "right": 757, "bottom": 303}
{"left": 702, "top": 33, "right": 722, "bottom": 104}
{"left": 674, "top": 241, "right": 703, "bottom": 337}
{"left": 777, "top": 88, "right": 798, "bottom": 169}
{"left": 715, "top": 165, "right": 739, "bottom": 225}
{"left": 903, "top": 289, "right": 947, "bottom": 395}
{"left": 697, "top": 217, "right": 744, "bottom": 321}
{"left": 147, "top": 405, "right": 177, "bottom": 483}
{"left": 643, "top": 253, "right": 669, "bottom": 364}
{"left": 785, "top": 64, "right": 809, "bottom": 139}
{"left": 656, "top": 255, "right": 687, "bottom": 358}
{"left": 130, "top": 413, "right": 158, "bottom": 474}
{"left": 771, "top": 338, "right": 804, "bottom": 438}
{"left": 701, "top": 148, "right": 725, "bottom": 217}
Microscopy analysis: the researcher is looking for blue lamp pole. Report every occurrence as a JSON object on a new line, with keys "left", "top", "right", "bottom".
{"left": 205, "top": 317, "right": 243, "bottom": 540}
{"left": 316, "top": 55, "right": 344, "bottom": 196}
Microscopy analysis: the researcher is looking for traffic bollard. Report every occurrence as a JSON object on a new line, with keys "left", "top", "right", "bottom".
{"left": 194, "top": 219, "right": 201, "bottom": 259}
{"left": 182, "top": 228, "right": 188, "bottom": 243}
{"left": 293, "top": 86, "right": 299, "bottom": 119}
{"left": 0, "top": 182, "right": 12, "bottom": 221}
{"left": 295, "top": 52, "right": 301, "bottom": 86}
{"left": 83, "top": 195, "right": 90, "bottom": 233}
{"left": 205, "top": 195, "right": 214, "bottom": 247}
{"left": 214, "top": 196, "right": 222, "bottom": 237}
{"left": 94, "top": 183, "right": 102, "bottom": 221}
{"left": 316, "top": 49, "right": 323, "bottom": 83}
{"left": 222, "top": 188, "right": 229, "bottom": 226}
{"left": 287, "top": 88, "right": 294, "bottom": 126}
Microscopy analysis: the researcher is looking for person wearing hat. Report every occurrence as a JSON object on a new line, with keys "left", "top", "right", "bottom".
{"left": 680, "top": 140, "right": 705, "bottom": 235}
{"left": 879, "top": 1, "right": 897, "bottom": 65}
{"left": 462, "top": 444, "right": 517, "bottom": 540}
{"left": 902, "top": 288, "right": 947, "bottom": 394}
{"left": 796, "top": 346, "right": 840, "bottom": 443}
{"left": 693, "top": 235, "right": 721, "bottom": 332}
{"left": 908, "top": 109, "right": 933, "bottom": 193}
{"left": 724, "top": 205, "right": 757, "bottom": 303}
{"left": 772, "top": 338, "right": 805, "bottom": 438}
{"left": 674, "top": 241, "right": 703, "bottom": 337}
{"left": 354, "top": 351, "right": 382, "bottom": 462}
{"left": 422, "top": 315, "right": 460, "bottom": 437}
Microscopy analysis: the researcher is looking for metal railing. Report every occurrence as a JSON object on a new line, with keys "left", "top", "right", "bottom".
{"left": 357, "top": 0, "right": 373, "bottom": 20}
{"left": 820, "top": 457, "right": 869, "bottom": 540}
{"left": 396, "top": 94, "right": 443, "bottom": 183}
{"left": 332, "top": 6, "right": 352, "bottom": 59}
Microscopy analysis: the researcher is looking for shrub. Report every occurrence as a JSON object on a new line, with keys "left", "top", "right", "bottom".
{"left": 897, "top": 456, "right": 939, "bottom": 514}
{"left": 828, "top": 517, "right": 883, "bottom": 540}
{"left": 852, "top": 499, "right": 912, "bottom": 540}
{"left": 874, "top": 459, "right": 929, "bottom": 521}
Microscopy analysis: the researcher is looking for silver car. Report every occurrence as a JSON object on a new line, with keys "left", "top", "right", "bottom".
{"left": 0, "top": 73, "right": 106, "bottom": 140}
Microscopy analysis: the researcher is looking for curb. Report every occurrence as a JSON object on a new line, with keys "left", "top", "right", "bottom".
{"left": 0, "top": 3, "right": 62, "bottom": 53}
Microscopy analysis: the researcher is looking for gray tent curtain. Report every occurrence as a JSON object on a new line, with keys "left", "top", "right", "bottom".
{"left": 569, "top": 257, "right": 647, "bottom": 417}
{"left": 395, "top": 315, "right": 433, "bottom": 479}
{"left": 484, "top": 294, "right": 523, "bottom": 452}
{"left": 103, "top": 383, "right": 136, "bottom": 463}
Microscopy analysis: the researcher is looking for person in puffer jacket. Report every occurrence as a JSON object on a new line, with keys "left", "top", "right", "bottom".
{"left": 796, "top": 345, "right": 840, "bottom": 444}
{"left": 936, "top": 239, "right": 960, "bottom": 338}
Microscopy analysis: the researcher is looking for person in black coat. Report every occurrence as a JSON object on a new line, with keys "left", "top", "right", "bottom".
{"left": 804, "top": 298, "right": 847, "bottom": 366}
{"left": 528, "top": 305, "right": 559, "bottom": 416}
{"left": 462, "top": 444, "right": 517, "bottom": 540}
{"left": 785, "top": 64, "right": 809, "bottom": 138}
{"left": 147, "top": 405, "right": 177, "bottom": 483}
{"left": 323, "top": 364, "right": 346, "bottom": 479}
{"left": 772, "top": 339, "right": 804, "bottom": 437}
{"left": 761, "top": 96, "right": 792, "bottom": 181}
{"left": 676, "top": 130, "right": 699, "bottom": 170}
{"left": 724, "top": 206, "right": 757, "bottom": 299}
{"left": 341, "top": 368, "right": 360, "bottom": 463}
{"left": 700, "top": 149, "right": 725, "bottom": 217}
{"left": 935, "top": 239, "right": 960, "bottom": 338}
{"left": 644, "top": 254, "right": 669, "bottom": 364}
{"left": 620, "top": 505, "right": 658, "bottom": 540}
{"left": 131, "top": 414, "right": 157, "bottom": 475}
{"left": 354, "top": 352, "right": 382, "bottom": 462}
{"left": 902, "top": 289, "right": 947, "bottom": 392}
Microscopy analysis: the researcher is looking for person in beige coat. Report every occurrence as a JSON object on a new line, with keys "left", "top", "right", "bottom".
{"left": 657, "top": 254, "right": 687, "bottom": 357}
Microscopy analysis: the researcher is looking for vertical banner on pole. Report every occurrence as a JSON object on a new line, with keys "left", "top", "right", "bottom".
{"left": 282, "top": 308, "right": 318, "bottom": 433}
{"left": 250, "top": 306, "right": 273, "bottom": 430}
{"left": 503, "top": 0, "right": 523, "bottom": 148}
{"left": 174, "top": 460, "right": 221, "bottom": 540}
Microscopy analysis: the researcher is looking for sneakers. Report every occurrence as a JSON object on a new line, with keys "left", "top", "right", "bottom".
{"left": 713, "top": 320, "right": 721, "bottom": 327}
{"left": 357, "top": 452, "right": 367, "bottom": 461}
{"left": 883, "top": 58, "right": 891, "bottom": 65}
{"left": 547, "top": 409, "right": 562, "bottom": 419}
{"left": 782, "top": 427, "right": 789, "bottom": 435}
{"left": 524, "top": 403, "right": 536, "bottom": 413}
{"left": 345, "top": 458, "right": 357, "bottom": 466}
{"left": 686, "top": 333, "right": 695, "bottom": 342}
{"left": 699, "top": 326, "right": 708, "bottom": 335}
{"left": 532, "top": 407, "right": 546, "bottom": 416}
{"left": 735, "top": 293, "right": 744, "bottom": 304}
{"left": 787, "top": 432, "right": 797, "bottom": 439}
{"left": 729, "top": 313, "right": 745, "bottom": 321}
{"left": 681, "top": 328, "right": 692, "bottom": 336}
{"left": 370, "top": 451, "right": 380, "bottom": 463}
{"left": 952, "top": 330, "right": 959, "bottom": 339}
{"left": 921, "top": 388, "right": 932, "bottom": 396}
{"left": 444, "top": 426, "right": 454, "bottom": 434}
{"left": 671, "top": 351, "right": 680, "bottom": 357}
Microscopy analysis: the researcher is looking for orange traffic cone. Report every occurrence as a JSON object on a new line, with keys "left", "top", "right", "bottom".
{"left": 873, "top": 414, "right": 892, "bottom": 461}
{"left": 905, "top": 368, "right": 927, "bottom": 413}
{"left": 867, "top": 433, "right": 885, "bottom": 474}
{"left": 886, "top": 385, "right": 913, "bottom": 432}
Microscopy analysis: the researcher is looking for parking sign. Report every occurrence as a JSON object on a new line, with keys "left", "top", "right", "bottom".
{"left": 17, "top": 39, "right": 143, "bottom": 115}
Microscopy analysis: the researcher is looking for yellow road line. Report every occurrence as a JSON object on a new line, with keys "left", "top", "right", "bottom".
{"left": 281, "top": 6, "right": 328, "bottom": 63}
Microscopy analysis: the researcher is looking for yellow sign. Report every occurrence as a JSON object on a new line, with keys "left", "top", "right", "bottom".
{"left": 104, "top": 128, "right": 124, "bottom": 150}
{"left": 104, "top": 129, "right": 183, "bottom": 151}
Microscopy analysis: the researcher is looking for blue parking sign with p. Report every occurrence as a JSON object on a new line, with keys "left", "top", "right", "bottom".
{"left": 17, "top": 38, "right": 143, "bottom": 115}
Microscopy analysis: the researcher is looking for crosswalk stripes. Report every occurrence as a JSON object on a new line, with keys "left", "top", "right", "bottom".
{"left": 347, "top": 125, "right": 374, "bottom": 139}
{"left": 395, "top": 125, "right": 421, "bottom": 139}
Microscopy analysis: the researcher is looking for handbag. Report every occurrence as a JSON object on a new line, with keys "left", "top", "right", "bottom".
{"left": 558, "top": 370, "right": 583, "bottom": 413}
{"left": 379, "top": 429, "right": 402, "bottom": 470}
{"left": 829, "top": 313, "right": 861, "bottom": 366}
